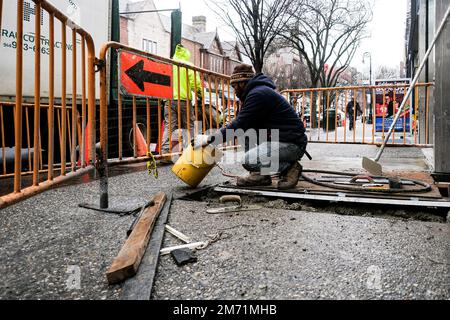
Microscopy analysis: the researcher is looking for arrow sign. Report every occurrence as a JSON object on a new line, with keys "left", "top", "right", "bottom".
{"left": 125, "top": 60, "right": 171, "bottom": 91}
{"left": 119, "top": 51, "right": 173, "bottom": 99}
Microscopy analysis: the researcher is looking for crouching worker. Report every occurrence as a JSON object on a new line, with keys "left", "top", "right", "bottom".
{"left": 197, "top": 64, "right": 308, "bottom": 190}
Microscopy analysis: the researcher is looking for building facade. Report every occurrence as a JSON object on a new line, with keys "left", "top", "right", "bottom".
{"left": 405, "top": 0, "right": 436, "bottom": 144}
{"left": 405, "top": 0, "right": 450, "bottom": 174}
{"left": 119, "top": 0, "right": 243, "bottom": 74}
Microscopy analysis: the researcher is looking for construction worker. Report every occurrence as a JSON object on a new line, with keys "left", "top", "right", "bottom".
{"left": 161, "top": 44, "right": 202, "bottom": 156}
{"left": 197, "top": 64, "right": 308, "bottom": 190}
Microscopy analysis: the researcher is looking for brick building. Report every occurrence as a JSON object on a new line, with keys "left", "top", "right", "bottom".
{"left": 119, "top": 0, "right": 243, "bottom": 75}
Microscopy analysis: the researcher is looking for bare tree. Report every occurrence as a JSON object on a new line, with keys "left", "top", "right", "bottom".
{"left": 284, "top": 0, "right": 372, "bottom": 88}
{"left": 263, "top": 46, "right": 311, "bottom": 90}
{"left": 375, "top": 65, "right": 399, "bottom": 79}
{"left": 206, "top": 0, "right": 297, "bottom": 73}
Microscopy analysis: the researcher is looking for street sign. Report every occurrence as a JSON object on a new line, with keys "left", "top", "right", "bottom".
{"left": 119, "top": 51, "right": 173, "bottom": 99}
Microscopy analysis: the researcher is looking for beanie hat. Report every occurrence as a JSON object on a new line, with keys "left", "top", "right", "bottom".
{"left": 230, "top": 64, "right": 255, "bottom": 84}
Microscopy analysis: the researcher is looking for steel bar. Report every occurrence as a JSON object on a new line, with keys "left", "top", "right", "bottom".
{"left": 214, "top": 186, "right": 450, "bottom": 209}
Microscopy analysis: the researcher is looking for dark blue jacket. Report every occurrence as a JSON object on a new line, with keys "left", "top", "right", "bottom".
{"left": 220, "top": 74, "right": 307, "bottom": 146}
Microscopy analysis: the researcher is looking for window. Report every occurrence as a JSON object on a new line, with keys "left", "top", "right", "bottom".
{"left": 142, "top": 39, "right": 157, "bottom": 54}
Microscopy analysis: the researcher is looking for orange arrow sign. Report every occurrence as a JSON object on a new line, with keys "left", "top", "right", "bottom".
{"left": 120, "top": 51, "right": 173, "bottom": 99}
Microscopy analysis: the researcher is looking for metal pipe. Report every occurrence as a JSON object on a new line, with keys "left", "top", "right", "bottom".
{"left": 193, "top": 70, "right": 199, "bottom": 137}
{"left": 14, "top": 0, "right": 24, "bottom": 194}
{"left": 48, "top": 13, "right": 55, "bottom": 181}
{"left": 157, "top": 98, "right": 162, "bottom": 154}
{"left": 374, "top": 5, "right": 450, "bottom": 162}
{"left": 0, "top": 105, "right": 5, "bottom": 174}
{"left": 132, "top": 96, "right": 137, "bottom": 157}
{"left": 81, "top": 36, "right": 86, "bottom": 168}
{"left": 61, "top": 21, "right": 67, "bottom": 175}
{"left": 200, "top": 72, "right": 206, "bottom": 133}
{"left": 177, "top": 65, "right": 182, "bottom": 148}
{"left": 118, "top": 94, "right": 123, "bottom": 160}
{"left": 168, "top": 99, "right": 172, "bottom": 153}
{"left": 71, "top": 29, "right": 77, "bottom": 172}
{"left": 185, "top": 66, "right": 191, "bottom": 143}
{"left": 33, "top": 1, "right": 41, "bottom": 186}
{"left": 208, "top": 75, "right": 213, "bottom": 131}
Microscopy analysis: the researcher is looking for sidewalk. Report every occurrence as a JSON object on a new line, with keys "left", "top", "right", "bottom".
{"left": 0, "top": 145, "right": 448, "bottom": 300}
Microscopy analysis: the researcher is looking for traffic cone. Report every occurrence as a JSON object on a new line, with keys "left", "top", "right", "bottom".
{"left": 135, "top": 124, "right": 148, "bottom": 157}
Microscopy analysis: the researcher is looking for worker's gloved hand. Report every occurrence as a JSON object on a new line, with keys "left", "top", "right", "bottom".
{"left": 191, "top": 135, "right": 215, "bottom": 149}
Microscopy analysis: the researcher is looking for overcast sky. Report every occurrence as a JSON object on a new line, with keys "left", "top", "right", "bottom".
{"left": 151, "top": 0, "right": 407, "bottom": 76}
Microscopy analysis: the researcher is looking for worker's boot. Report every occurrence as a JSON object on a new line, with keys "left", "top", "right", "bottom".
{"left": 237, "top": 172, "right": 272, "bottom": 187}
{"left": 277, "top": 162, "right": 302, "bottom": 190}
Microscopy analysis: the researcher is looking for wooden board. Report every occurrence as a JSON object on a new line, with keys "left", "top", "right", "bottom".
{"left": 106, "top": 192, "right": 167, "bottom": 285}
{"left": 121, "top": 194, "right": 173, "bottom": 300}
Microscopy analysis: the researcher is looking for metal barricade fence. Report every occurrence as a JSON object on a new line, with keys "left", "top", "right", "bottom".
{"left": 282, "top": 83, "right": 434, "bottom": 147}
{"left": 0, "top": 0, "right": 96, "bottom": 207}
{"left": 2, "top": 2, "right": 433, "bottom": 209}
{"left": 98, "top": 42, "right": 238, "bottom": 164}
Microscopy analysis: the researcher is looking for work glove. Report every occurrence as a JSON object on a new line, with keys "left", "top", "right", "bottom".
{"left": 191, "top": 135, "right": 215, "bottom": 149}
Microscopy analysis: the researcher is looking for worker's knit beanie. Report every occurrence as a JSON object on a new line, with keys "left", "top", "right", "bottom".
{"left": 230, "top": 64, "right": 255, "bottom": 84}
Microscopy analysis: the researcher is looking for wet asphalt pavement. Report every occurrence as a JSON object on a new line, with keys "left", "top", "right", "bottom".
{"left": 0, "top": 145, "right": 448, "bottom": 300}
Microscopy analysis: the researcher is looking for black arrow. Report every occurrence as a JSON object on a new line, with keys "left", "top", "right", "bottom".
{"left": 125, "top": 60, "right": 171, "bottom": 92}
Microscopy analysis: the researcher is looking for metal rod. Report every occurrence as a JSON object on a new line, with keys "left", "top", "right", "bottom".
{"left": 177, "top": 65, "right": 182, "bottom": 148}
{"left": 61, "top": 21, "right": 67, "bottom": 175}
{"left": 33, "top": 1, "right": 41, "bottom": 186}
{"left": 185, "top": 67, "right": 191, "bottom": 142}
{"left": 193, "top": 70, "right": 199, "bottom": 137}
{"left": 158, "top": 98, "right": 162, "bottom": 154}
{"left": 374, "top": 5, "right": 450, "bottom": 162}
{"left": 71, "top": 29, "right": 77, "bottom": 172}
{"left": 25, "top": 107, "right": 31, "bottom": 171}
{"left": 215, "top": 77, "right": 220, "bottom": 130}
{"left": 0, "top": 105, "right": 5, "bottom": 174}
{"left": 81, "top": 35, "right": 86, "bottom": 168}
{"left": 48, "top": 13, "right": 55, "bottom": 180}
{"left": 118, "top": 94, "right": 123, "bottom": 160}
{"left": 132, "top": 96, "right": 137, "bottom": 157}
{"left": 208, "top": 75, "right": 213, "bottom": 131}
{"left": 200, "top": 72, "right": 206, "bottom": 133}
{"left": 146, "top": 98, "right": 151, "bottom": 152}
{"left": 14, "top": 0, "right": 24, "bottom": 193}
{"left": 168, "top": 99, "right": 172, "bottom": 153}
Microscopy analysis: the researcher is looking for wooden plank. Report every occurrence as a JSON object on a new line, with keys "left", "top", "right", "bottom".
{"left": 121, "top": 193, "right": 173, "bottom": 300}
{"left": 106, "top": 192, "right": 167, "bottom": 285}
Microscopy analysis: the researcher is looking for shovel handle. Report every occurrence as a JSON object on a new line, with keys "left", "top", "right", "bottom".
{"left": 374, "top": 5, "right": 450, "bottom": 162}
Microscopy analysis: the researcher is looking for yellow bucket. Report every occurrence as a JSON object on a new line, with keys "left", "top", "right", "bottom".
{"left": 172, "top": 144, "right": 222, "bottom": 188}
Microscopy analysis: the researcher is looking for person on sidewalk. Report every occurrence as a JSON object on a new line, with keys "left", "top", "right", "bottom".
{"left": 198, "top": 64, "right": 308, "bottom": 190}
{"left": 160, "top": 44, "right": 202, "bottom": 156}
{"left": 346, "top": 97, "right": 362, "bottom": 131}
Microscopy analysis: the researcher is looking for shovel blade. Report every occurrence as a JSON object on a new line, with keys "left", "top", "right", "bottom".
{"left": 362, "top": 157, "right": 383, "bottom": 176}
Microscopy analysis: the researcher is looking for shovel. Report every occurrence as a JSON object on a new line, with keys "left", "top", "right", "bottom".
{"left": 363, "top": 6, "right": 450, "bottom": 176}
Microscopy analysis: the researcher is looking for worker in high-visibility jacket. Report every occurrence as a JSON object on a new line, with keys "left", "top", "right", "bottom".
{"left": 160, "top": 44, "right": 202, "bottom": 156}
